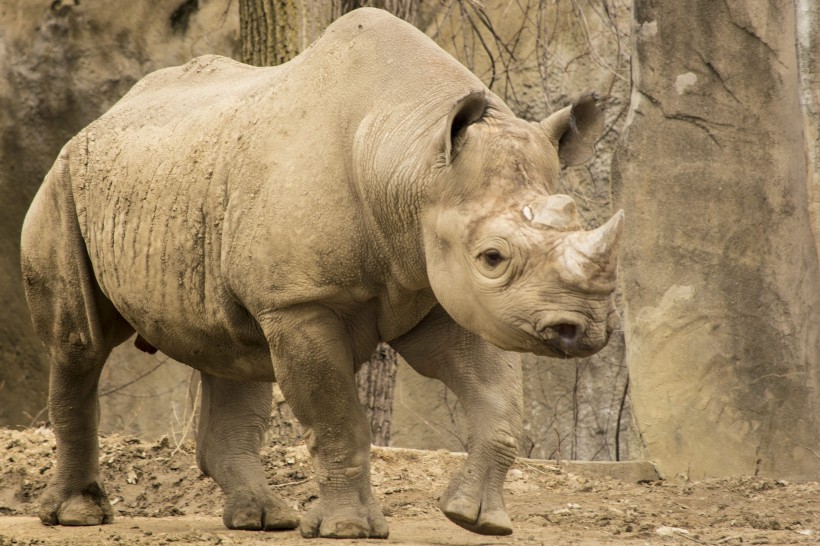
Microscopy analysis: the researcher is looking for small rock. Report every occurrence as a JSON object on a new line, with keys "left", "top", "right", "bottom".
{"left": 656, "top": 526, "right": 690, "bottom": 536}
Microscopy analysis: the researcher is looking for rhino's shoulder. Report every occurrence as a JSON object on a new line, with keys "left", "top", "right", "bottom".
{"left": 305, "top": 8, "right": 480, "bottom": 96}
{"left": 320, "top": 8, "right": 446, "bottom": 58}
{"left": 324, "top": 6, "right": 408, "bottom": 34}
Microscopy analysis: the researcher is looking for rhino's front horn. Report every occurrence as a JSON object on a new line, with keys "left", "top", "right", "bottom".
{"left": 560, "top": 210, "right": 625, "bottom": 288}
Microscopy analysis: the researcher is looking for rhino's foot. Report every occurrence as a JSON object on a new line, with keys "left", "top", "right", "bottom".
{"left": 223, "top": 490, "right": 299, "bottom": 531}
{"left": 39, "top": 482, "right": 114, "bottom": 526}
{"left": 300, "top": 502, "right": 388, "bottom": 539}
{"left": 440, "top": 494, "right": 513, "bottom": 536}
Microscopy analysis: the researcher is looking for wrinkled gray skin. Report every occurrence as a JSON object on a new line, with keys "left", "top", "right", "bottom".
{"left": 21, "top": 8, "right": 623, "bottom": 539}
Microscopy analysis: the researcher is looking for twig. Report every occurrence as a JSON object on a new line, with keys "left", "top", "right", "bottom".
{"left": 395, "top": 379, "right": 465, "bottom": 449}
{"left": 171, "top": 380, "right": 200, "bottom": 457}
{"left": 797, "top": 444, "right": 820, "bottom": 460}
{"left": 569, "top": 0, "right": 628, "bottom": 82}
{"left": 518, "top": 459, "right": 560, "bottom": 476}
{"left": 615, "top": 376, "right": 629, "bottom": 461}
{"left": 99, "top": 359, "right": 167, "bottom": 397}
{"left": 26, "top": 405, "right": 49, "bottom": 428}
{"left": 672, "top": 501, "right": 695, "bottom": 512}
{"left": 715, "top": 536, "right": 743, "bottom": 544}
{"left": 675, "top": 531, "right": 709, "bottom": 545}
{"left": 271, "top": 478, "right": 310, "bottom": 488}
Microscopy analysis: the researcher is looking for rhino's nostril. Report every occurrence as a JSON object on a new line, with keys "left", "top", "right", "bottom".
{"left": 554, "top": 323, "right": 578, "bottom": 343}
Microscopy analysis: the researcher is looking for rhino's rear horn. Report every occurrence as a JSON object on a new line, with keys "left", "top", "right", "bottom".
{"left": 526, "top": 194, "right": 581, "bottom": 231}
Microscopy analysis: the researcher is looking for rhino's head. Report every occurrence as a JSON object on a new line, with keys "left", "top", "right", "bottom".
{"left": 422, "top": 91, "right": 623, "bottom": 358}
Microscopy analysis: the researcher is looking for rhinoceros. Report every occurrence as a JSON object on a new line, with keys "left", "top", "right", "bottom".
{"left": 21, "top": 7, "right": 623, "bottom": 540}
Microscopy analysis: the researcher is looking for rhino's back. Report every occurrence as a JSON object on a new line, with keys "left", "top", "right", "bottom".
{"left": 93, "top": 7, "right": 482, "bottom": 144}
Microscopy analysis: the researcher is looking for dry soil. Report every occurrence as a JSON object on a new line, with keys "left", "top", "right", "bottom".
{"left": 0, "top": 428, "right": 816, "bottom": 545}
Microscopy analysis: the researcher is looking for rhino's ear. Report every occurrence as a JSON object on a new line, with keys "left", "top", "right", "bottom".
{"left": 443, "top": 91, "right": 487, "bottom": 165}
{"left": 539, "top": 94, "right": 604, "bottom": 167}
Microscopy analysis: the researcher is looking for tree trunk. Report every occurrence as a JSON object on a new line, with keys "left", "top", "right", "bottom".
{"left": 355, "top": 343, "right": 398, "bottom": 446}
{"left": 239, "top": 0, "right": 334, "bottom": 66}
{"left": 611, "top": 0, "right": 820, "bottom": 480}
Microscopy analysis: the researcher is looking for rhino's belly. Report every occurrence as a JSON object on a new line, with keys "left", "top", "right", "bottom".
{"left": 109, "top": 284, "right": 276, "bottom": 381}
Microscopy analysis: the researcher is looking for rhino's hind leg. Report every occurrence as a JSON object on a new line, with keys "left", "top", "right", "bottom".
{"left": 21, "top": 154, "right": 134, "bottom": 526}
{"left": 38, "top": 356, "right": 116, "bottom": 527}
{"left": 26, "top": 254, "right": 128, "bottom": 527}
{"left": 392, "top": 305, "right": 523, "bottom": 536}
{"left": 196, "top": 373, "right": 299, "bottom": 531}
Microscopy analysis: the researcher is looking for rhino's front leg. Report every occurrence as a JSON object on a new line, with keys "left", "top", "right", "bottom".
{"left": 195, "top": 373, "right": 299, "bottom": 531}
{"left": 392, "top": 305, "right": 523, "bottom": 536}
{"left": 259, "top": 307, "right": 388, "bottom": 539}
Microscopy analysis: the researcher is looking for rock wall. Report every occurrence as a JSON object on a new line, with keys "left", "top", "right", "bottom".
{"left": 611, "top": 0, "right": 820, "bottom": 480}
{"left": 0, "top": 0, "right": 239, "bottom": 431}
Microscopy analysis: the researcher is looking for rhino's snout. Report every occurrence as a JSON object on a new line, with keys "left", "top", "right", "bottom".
{"left": 530, "top": 317, "right": 611, "bottom": 358}
{"left": 537, "top": 320, "right": 586, "bottom": 355}
{"left": 544, "top": 322, "right": 581, "bottom": 345}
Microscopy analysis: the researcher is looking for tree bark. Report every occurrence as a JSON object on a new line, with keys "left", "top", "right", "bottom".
{"left": 356, "top": 343, "right": 398, "bottom": 446}
{"left": 239, "top": 0, "right": 333, "bottom": 66}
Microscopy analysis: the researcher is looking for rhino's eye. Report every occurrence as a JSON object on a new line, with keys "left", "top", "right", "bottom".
{"left": 481, "top": 249, "right": 505, "bottom": 268}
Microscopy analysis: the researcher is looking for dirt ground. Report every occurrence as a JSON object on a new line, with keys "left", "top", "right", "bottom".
{"left": 0, "top": 428, "right": 816, "bottom": 545}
